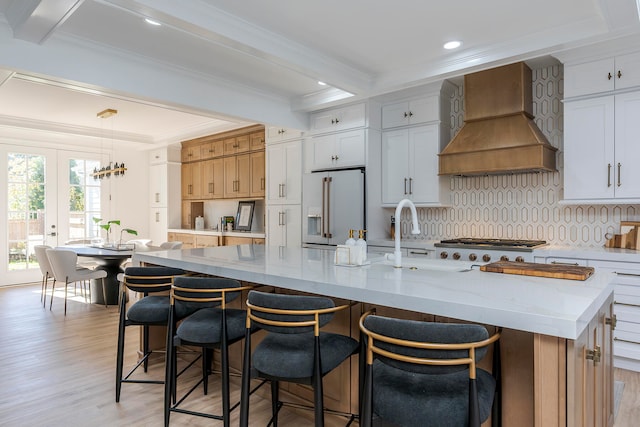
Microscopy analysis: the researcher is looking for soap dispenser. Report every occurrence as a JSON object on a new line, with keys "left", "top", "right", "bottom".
{"left": 346, "top": 229, "right": 356, "bottom": 246}
{"left": 356, "top": 229, "right": 367, "bottom": 263}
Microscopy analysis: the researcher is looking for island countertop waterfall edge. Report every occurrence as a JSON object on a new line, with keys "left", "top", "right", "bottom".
{"left": 132, "top": 245, "right": 614, "bottom": 340}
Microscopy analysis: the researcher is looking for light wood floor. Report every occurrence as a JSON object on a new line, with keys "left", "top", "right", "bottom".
{"left": 0, "top": 282, "right": 638, "bottom": 426}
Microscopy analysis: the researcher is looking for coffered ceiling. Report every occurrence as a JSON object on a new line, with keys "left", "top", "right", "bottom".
{"left": 0, "top": 0, "right": 639, "bottom": 149}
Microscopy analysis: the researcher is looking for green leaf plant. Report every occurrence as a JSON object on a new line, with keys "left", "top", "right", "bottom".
{"left": 92, "top": 218, "right": 138, "bottom": 244}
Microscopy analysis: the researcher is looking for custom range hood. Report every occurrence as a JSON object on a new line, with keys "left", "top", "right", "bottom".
{"left": 438, "top": 62, "right": 557, "bottom": 176}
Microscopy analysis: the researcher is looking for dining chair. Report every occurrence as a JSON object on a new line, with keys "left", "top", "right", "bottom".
{"left": 160, "top": 241, "right": 182, "bottom": 250}
{"left": 358, "top": 311, "right": 502, "bottom": 427}
{"left": 239, "top": 290, "right": 359, "bottom": 427}
{"left": 45, "top": 248, "right": 108, "bottom": 315}
{"left": 34, "top": 245, "right": 55, "bottom": 306}
{"left": 164, "top": 276, "right": 254, "bottom": 426}
{"left": 115, "top": 266, "right": 186, "bottom": 402}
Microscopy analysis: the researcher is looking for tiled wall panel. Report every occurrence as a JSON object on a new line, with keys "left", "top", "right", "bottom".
{"left": 400, "top": 64, "right": 639, "bottom": 247}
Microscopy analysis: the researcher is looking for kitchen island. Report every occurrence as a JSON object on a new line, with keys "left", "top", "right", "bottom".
{"left": 134, "top": 245, "right": 615, "bottom": 426}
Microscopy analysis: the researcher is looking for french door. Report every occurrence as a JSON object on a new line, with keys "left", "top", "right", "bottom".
{"left": 1, "top": 145, "right": 104, "bottom": 286}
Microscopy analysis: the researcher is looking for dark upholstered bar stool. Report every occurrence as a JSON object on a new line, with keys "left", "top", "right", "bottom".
{"left": 240, "top": 290, "right": 359, "bottom": 427}
{"left": 164, "top": 276, "right": 254, "bottom": 427}
{"left": 359, "top": 311, "right": 502, "bottom": 427}
{"left": 115, "top": 266, "right": 185, "bottom": 402}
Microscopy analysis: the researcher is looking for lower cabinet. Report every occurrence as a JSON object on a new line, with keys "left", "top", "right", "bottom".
{"left": 266, "top": 204, "right": 301, "bottom": 247}
{"left": 222, "top": 236, "right": 264, "bottom": 246}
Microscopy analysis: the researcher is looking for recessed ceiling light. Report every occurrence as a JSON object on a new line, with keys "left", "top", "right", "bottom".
{"left": 144, "top": 18, "right": 161, "bottom": 26}
{"left": 443, "top": 40, "right": 462, "bottom": 50}
{"left": 317, "top": 81, "right": 327, "bottom": 86}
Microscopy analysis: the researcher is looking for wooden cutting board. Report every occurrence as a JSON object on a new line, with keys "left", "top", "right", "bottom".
{"left": 480, "top": 261, "right": 594, "bottom": 281}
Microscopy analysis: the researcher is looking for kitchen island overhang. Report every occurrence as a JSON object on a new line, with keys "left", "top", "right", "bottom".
{"left": 133, "top": 245, "right": 614, "bottom": 340}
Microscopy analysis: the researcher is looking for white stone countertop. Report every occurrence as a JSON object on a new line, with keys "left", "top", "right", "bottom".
{"left": 133, "top": 245, "right": 613, "bottom": 340}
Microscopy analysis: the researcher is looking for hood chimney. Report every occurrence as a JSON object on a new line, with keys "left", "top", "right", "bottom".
{"left": 438, "top": 62, "right": 557, "bottom": 176}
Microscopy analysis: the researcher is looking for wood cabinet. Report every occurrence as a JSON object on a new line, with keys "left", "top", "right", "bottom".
{"left": 222, "top": 236, "right": 264, "bottom": 246}
{"left": 382, "top": 124, "right": 447, "bottom": 206}
{"left": 310, "top": 102, "right": 366, "bottom": 134}
{"left": 250, "top": 151, "right": 265, "bottom": 198}
{"left": 266, "top": 140, "right": 302, "bottom": 205}
{"left": 567, "top": 296, "right": 614, "bottom": 427}
{"left": 181, "top": 161, "right": 202, "bottom": 200}
{"left": 564, "top": 51, "right": 640, "bottom": 98}
{"left": 194, "top": 234, "right": 219, "bottom": 248}
{"left": 201, "top": 158, "right": 224, "bottom": 199}
{"left": 181, "top": 125, "right": 265, "bottom": 201}
{"left": 167, "top": 232, "right": 195, "bottom": 249}
{"left": 266, "top": 204, "right": 301, "bottom": 247}
{"left": 306, "top": 129, "right": 365, "bottom": 171}
{"left": 223, "top": 153, "right": 251, "bottom": 198}
{"left": 564, "top": 91, "right": 640, "bottom": 202}
{"left": 201, "top": 139, "right": 224, "bottom": 159}
{"left": 382, "top": 95, "right": 439, "bottom": 129}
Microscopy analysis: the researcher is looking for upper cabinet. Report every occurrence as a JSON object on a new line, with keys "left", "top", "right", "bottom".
{"left": 564, "top": 91, "right": 640, "bottom": 202}
{"left": 564, "top": 52, "right": 640, "bottom": 99}
{"left": 181, "top": 124, "right": 265, "bottom": 201}
{"left": 563, "top": 51, "right": 640, "bottom": 203}
{"left": 310, "top": 103, "right": 367, "bottom": 134}
{"left": 381, "top": 95, "right": 439, "bottom": 129}
{"left": 306, "top": 129, "right": 366, "bottom": 171}
{"left": 266, "top": 126, "right": 303, "bottom": 143}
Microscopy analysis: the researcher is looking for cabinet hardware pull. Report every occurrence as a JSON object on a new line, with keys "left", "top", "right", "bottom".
{"left": 404, "top": 178, "right": 408, "bottom": 195}
{"left": 155, "top": 212, "right": 160, "bottom": 222}
{"left": 404, "top": 112, "right": 409, "bottom": 118}
{"left": 608, "top": 72, "right": 612, "bottom": 80}
{"left": 281, "top": 183, "right": 285, "bottom": 197}
{"left": 408, "top": 111, "right": 413, "bottom": 117}
{"left": 614, "top": 337, "right": 640, "bottom": 345}
{"left": 614, "top": 301, "right": 640, "bottom": 308}
{"left": 618, "top": 70, "right": 622, "bottom": 79}
{"left": 550, "top": 261, "right": 580, "bottom": 266}
{"left": 409, "top": 177, "right": 413, "bottom": 195}
{"left": 617, "top": 163, "right": 621, "bottom": 187}
{"left": 281, "top": 211, "right": 286, "bottom": 226}
{"left": 607, "top": 163, "right": 612, "bottom": 187}
{"left": 155, "top": 193, "right": 160, "bottom": 203}
{"left": 614, "top": 272, "right": 640, "bottom": 278}
{"left": 409, "top": 250, "right": 430, "bottom": 256}
{"left": 261, "top": 177, "right": 265, "bottom": 190}
{"left": 585, "top": 345, "right": 601, "bottom": 364}
{"left": 606, "top": 315, "right": 617, "bottom": 329}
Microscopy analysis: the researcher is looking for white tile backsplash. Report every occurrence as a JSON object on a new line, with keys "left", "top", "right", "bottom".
{"left": 398, "top": 63, "right": 639, "bottom": 248}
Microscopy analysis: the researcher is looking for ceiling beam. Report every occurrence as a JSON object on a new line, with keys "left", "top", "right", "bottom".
{"left": 5, "top": 0, "right": 85, "bottom": 44}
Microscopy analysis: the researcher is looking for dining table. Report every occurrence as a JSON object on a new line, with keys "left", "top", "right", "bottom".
{"left": 60, "top": 244, "right": 134, "bottom": 305}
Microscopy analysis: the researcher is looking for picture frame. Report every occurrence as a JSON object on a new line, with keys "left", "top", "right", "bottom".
{"left": 235, "top": 201, "right": 255, "bottom": 231}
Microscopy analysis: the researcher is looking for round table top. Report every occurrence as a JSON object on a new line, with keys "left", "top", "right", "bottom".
{"left": 59, "top": 245, "right": 133, "bottom": 259}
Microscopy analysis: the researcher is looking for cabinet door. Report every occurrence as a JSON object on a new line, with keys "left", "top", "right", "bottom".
{"left": 212, "top": 158, "right": 224, "bottom": 199}
{"left": 407, "top": 95, "right": 439, "bottom": 124}
{"left": 250, "top": 132, "right": 265, "bottom": 151}
{"left": 267, "top": 205, "right": 301, "bottom": 247}
{"left": 564, "top": 58, "right": 615, "bottom": 98}
{"left": 311, "top": 103, "right": 365, "bottom": 133}
{"left": 267, "top": 144, "right": 285, "bottom": 203}
{"left": 382, "top": 102, "right": 410, "bottom": 129}
{"left": 149, "top": 207, "right": 167, "bottom": 246}
{"left": 201, "top": 139, "right": 224, "bottom": 159}
{"left": 613, "top": 91, "right": 640, "bottom": 199}
{"left": 563, "top": 97, "right": 615, "bottom": 201}
{"left": 381, "top": 129, "right": 410, "bottom": 204}
{"left": 236, "top": 154, "right": 251, "bottom": 197}
{"left": 334, "top": 129, "right": 365, "bottom": 168}
{"left": 409, "top": 125, "right": 440, "bottom": 204}
{"left": 181, "top": 162, "right": 202, "bottom": 200}
{"left": 201, "top": 159, "right": 216, "bottom": 199}
{"left": 309, "top": 134, "right": 336, "bottom": 170}
{"left": 236, "top": 134, "right": 251, "bottom": 153}
{"left": 150, "top": 164, "right": 166, "bottom": 207}
{"left": 266, "top": 126, "right": 303, "bottom": 142}
{"left": 614, "top": 52, "right": 640, "bottom": 91}
{"left": 181, "top": 145, "right": 202, "bottom": 163}
{"left": 267, "top": 141, "right": 302, "bottom": 204}
{"left": 250, "top": 151, "right": 265, "bottom": 197}
{"left": 223, "top": 156, "right": 237, "bottom": 198}
{"left": 181, "top": 201, "right": 192, "bottom": 229}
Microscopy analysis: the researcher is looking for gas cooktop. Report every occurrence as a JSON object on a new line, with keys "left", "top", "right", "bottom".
{"left": 435, "top": 238, "right": 548, "bottom": 251}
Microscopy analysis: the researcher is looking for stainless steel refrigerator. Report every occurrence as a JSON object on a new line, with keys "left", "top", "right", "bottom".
{"left": 302, "top": 168, "right": 365, "bottom": 246}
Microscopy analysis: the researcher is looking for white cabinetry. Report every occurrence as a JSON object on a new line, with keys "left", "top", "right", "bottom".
{"left": 564, "top": 89, "right": 640, "bottom": 202}
{"left": 266, "top": 204, "right": 301, "bottom": 247}
{"left": 306, "top": 129, "right": 365, "bottom": 171}
{"left": 310, "top": 103, "right": 366, "bottom": 134}
{"left": 564, "top": 51, "right": 640, "bottom": 98}
{"left": 266, "top": 126, "right": 303, "bottom": 142}
{"left": 148, "top": 148, "right": 181, "bottom": 245}
{"left": 381, "top": 95, "right": 439, "bottom": 129}
{"left": 382, "top": 125, "right": 446, "bottom": 205}
{"left": 267, "top": 140, "right": 302, "bottom": 205}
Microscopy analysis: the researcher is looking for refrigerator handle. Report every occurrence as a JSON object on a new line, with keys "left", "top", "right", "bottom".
{"left": 325, "top": 176, "right": 332, "bottom": 238}
{"left": 321, "top": 177, "right": 327, "bottom": 237}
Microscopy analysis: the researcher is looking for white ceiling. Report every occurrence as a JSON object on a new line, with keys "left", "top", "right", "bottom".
{"left": 0, "top": 0, "right": 639, "bottom": 150}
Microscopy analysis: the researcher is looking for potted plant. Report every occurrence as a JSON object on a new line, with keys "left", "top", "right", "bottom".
{"left": 92, "top": 218, "right": 138, "bottom": 247}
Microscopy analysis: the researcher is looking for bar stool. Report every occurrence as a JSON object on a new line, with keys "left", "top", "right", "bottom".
{"left": 164, "top": 276, "right": 254, "bottom": 426}
{"left": 115, "top": 266, "right": 185, "bottom": 402}
{"left": 240, "top": 290, "right": 359, "bottom": 427}
{"left": 359, "top": 311, "right": 502, "bottom": 427}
